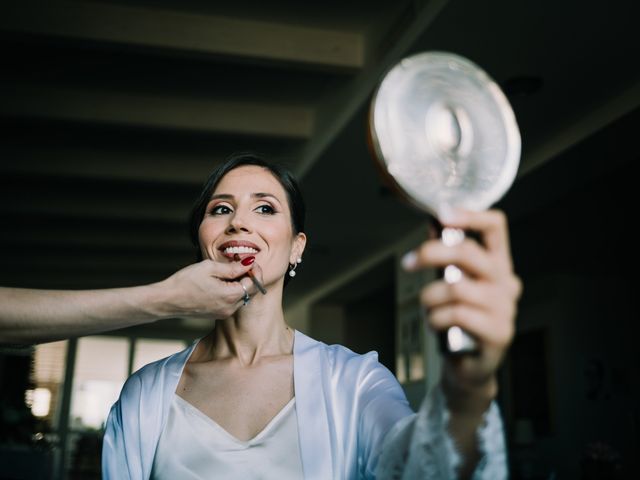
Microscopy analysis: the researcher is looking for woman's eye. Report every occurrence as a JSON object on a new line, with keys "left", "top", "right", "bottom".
{"left": 255, "top": 204, "right": 275, "bottom": 215}
{"left": 210, "top": 205, "right": 232, "bottom": 215}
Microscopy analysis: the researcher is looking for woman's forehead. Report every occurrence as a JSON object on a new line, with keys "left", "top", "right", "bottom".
{"left": 212, "top": 165, "right": 286, "bottom": 198}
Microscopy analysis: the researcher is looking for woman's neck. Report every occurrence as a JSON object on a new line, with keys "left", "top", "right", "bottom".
{"left": 206, "top": 287, "right": 294, "bottom": 366}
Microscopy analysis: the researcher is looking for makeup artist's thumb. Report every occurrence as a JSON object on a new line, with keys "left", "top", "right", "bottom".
{"left": 217, "top": 259, "right": 254, "bottom": 281}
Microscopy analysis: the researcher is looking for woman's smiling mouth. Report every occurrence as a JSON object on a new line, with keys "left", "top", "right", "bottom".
{"left": 218, "top": 241, "right": 261, "bottom": 259}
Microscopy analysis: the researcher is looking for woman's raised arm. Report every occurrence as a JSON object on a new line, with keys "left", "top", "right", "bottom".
{"left": 395, "top": 208, "right": 521, "bottom": 478}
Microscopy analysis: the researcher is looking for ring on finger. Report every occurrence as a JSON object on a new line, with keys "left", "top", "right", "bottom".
{"left": 240, "top": 282, "right": 251, "bottom": 306}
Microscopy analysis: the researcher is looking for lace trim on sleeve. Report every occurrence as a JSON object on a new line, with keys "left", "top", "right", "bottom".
{"left": 471, "top": 399, "right": 507, "bottom": 480}
{"left": 376, "top": 385, "right": 507, "bottom": 479}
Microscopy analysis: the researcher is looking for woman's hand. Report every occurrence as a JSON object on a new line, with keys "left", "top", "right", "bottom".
{"left": 402, "top": 209, "right": 521, "bottom": 477}
{"left": 155, "top": 259, "right": 264, "bottom": 319}
{"left": 402, "top": 209, "right": 522, "bottom": 406}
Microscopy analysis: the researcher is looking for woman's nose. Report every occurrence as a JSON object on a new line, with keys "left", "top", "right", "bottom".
{"left": 225, "top": 212, "right": 251, "bottom": 234}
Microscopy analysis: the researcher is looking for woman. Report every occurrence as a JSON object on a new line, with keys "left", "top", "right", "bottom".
{"left": 103, "top": 153, "right": 521, "bottom": 479}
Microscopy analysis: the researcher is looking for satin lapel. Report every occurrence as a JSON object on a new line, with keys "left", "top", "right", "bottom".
{"left": 140, "top": 341, "right": 197, "bottom": 479}
{"left": 294, "top": 331, "right": 334, "bottom": 479}
{"left": 163, "top": 341, "right": 197, "bottom": 398}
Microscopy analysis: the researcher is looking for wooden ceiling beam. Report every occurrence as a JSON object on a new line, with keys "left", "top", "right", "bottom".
{"left": 0, "top": 182, "right": 195, "bottom": 222}
{"left": 1, "top": 146, "right": 222, "bottom": 185}
{"left": 0, "top": 198, "right": 191, "bottom": 223}
{"left": 520, "top": 81, "right": 640, "bottom": 177}
{"left": 1, "top": 1, "right": 363, "bottom": 70}
{"left": 1, "top": 84, "right": 314, "bottom": 139}
{"left": 0, "top": 228, "right": 191, "bottom": 252}
{"left": 294, "top": 0, "right": 452, "bottom": 177}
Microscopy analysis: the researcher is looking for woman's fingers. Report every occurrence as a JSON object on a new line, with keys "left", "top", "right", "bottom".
{"left": 422, "top": 274, "right": 523, "bottom": 308}
{"left": 440, "top": 209, "right": 514, "bottom": 269}
{"left": 402, "top": 209, "right": 522, "bottom": 393}
{"left": 402, "top": 209, "right": 518, "bottom": 284}
{"left": 421, "top": 279, "right": 494, "bottom": 312}
{"left": 407, "top": 239, "right": 504, "bottom": 281}
{"left": 422, "top": 280, "right": 517, "bottom": 337}
{"left": 427, "top": 303, "right": 515, "bottom": 348}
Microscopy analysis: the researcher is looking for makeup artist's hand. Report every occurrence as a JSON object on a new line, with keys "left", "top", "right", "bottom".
{"left": 402, "top": 209, "right": 522, "bottom": 400}
{"left": 158, "top": 259, "right": 264, "bottom": 319}
{"left": 0, "top": 260, "right": 265, "bottom": 344}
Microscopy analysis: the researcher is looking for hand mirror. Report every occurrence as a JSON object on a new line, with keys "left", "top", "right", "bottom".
{"left": 368, "top": 52, "right": 521, "bottom": 355}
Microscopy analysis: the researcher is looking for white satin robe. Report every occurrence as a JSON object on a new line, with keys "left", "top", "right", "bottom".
{"left": 102, "top": 330, "right": 507, "bottom": 479}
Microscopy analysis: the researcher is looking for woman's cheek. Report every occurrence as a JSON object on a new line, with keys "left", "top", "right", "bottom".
{"left": 198, "top": 221, "right": 223, "bottom": 260}
{"left": 261, "top": 252, "right": 289, "bottom": 284}
{"left": 263, "top": 258, "right": 285, "bottom": 283}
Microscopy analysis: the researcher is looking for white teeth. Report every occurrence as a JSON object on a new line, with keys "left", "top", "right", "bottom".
{"left": 223, "top": 246, "right": 258, "bottom": 254}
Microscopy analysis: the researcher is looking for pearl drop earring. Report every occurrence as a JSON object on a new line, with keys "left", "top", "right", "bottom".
{"left": 289, "top": 257, "right": 302, "bottom": 277}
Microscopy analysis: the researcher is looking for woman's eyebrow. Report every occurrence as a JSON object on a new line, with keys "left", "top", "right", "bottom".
{"left": 252, "top": 193, "right": 282, "bottom": 205}
{"left": 209, "top": 194, "right": 233, "bottom": 201}
{"left": 208, "top": 193, "right": 282, "bottom": 205}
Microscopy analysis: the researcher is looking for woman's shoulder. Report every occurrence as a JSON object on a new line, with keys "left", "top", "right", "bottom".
{"left": 296, "top": 332, "right": 408, "bottom": 415}
{"left": 297, "top": 331, "right": 391, "bottom": 381}
{"left": 323, "top": 341, "right": 380, "bottom": 368}
{"left": 118, "top": 341, "right": 196, "bottom": 402}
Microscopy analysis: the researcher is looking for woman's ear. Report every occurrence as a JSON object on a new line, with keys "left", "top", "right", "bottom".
{"left": 291, "top": 232, "right": 307, "bottom": 263}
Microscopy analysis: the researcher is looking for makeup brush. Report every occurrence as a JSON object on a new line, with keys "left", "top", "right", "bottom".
{"left": 234, "top": 254, "right": 267, "bottom": 295}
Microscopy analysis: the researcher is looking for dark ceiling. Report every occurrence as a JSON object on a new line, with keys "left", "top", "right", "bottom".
{"left": 0, "top": 1, "right": 638, "bottom": 324}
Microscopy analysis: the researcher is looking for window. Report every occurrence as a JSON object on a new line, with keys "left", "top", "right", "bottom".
{"left": 69, "top": 337, "right": 129, "bottom": 430}
{"left": 132, "top": 338, "right": 187, "bottom": 373}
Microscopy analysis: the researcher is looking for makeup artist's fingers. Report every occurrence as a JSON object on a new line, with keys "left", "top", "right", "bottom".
{"left": 160, "top": 260, "right": 254, "bottom": 318}
{"left": 232, "top": 263, "right": 266, "bottom": 307}
{"left": 234, "top": 276, "right": 253, "bottom": 304}
{"left": 208, "top": 259, "right": 255, "bottom": 281}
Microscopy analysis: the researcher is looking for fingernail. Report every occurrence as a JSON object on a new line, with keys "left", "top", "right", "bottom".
{"left": 241, "top": 256, "right": 255, "bottom": 266}
{"left": 401, "top": 251, "right": 417, "bottom": 270}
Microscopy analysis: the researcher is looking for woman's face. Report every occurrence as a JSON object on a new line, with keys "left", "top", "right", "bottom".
{"left": 198, "top": 165, "right": 306, "bottom": 288}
